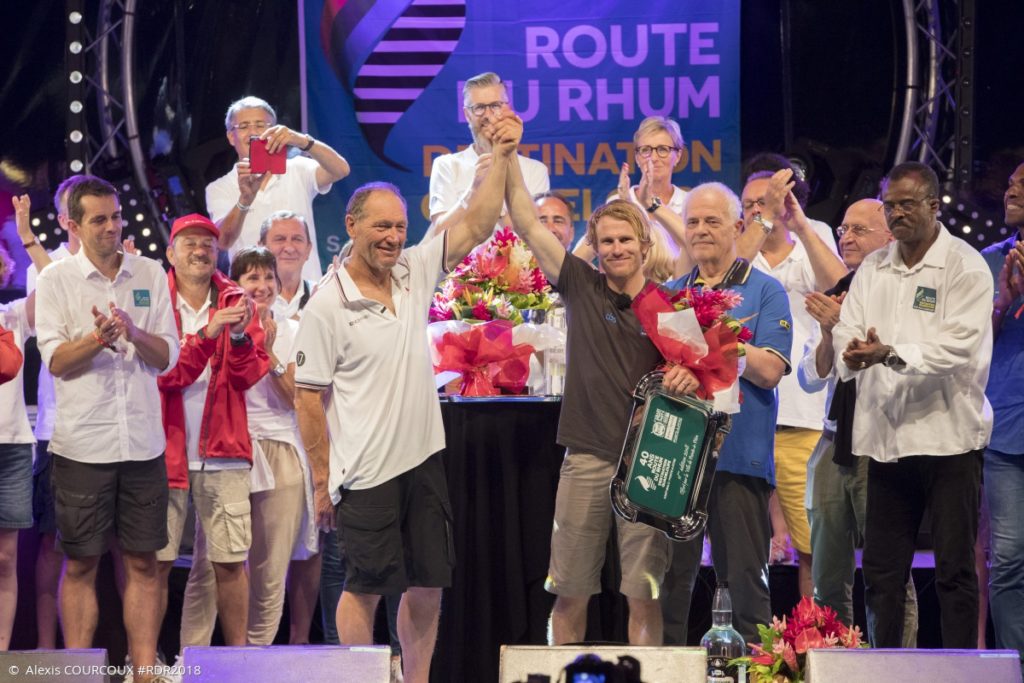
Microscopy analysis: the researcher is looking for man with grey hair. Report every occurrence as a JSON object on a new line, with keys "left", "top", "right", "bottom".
{"left": 426, "top": 72, "right": 549, "bottom": 236}
{"left": 293, "top": 114, "right": 523, "bottom": 683}
{"left": 206, "top": 95, "right": 350, "bottom": 281}
{"left": 258, "top": 210, "right": 315, "bottom": 320}
{"left": 660, "top": 181, "right": 794, "bottom": 645}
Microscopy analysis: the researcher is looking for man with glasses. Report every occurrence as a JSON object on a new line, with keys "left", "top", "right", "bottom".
{"left": 427, "top": 72, "right": 549, "bottom": 236}
{"left": 798, "top": 199, "right": 919, "bottom": 645}
{"left": 206, "top": 95, "right": 350, "bottom": 280}
{"left": 832, "top": 161, "right": 993, "bottom": 648}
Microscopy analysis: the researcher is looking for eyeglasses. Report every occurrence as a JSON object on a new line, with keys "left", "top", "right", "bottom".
{"left": 742, "top": 198, "right": 766, "bottom": 214}
{"left": 231, "top": 121, "right": 271, "bottom": 133}
{"left": 882, "top": 196, "right": 934, "bottom": 215}
{"left": 464, "top": 101, "right": 507, "bottom": 117}
{"left": 836, "top": 224, "right": 878, "bottom": 238}
{"left": 636, "top": 145, "right": 681, "bottom": 159}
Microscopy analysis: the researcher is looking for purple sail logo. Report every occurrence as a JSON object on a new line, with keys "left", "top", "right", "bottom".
{"left": 322, "top": 0, "right": 466, "bottom": 169}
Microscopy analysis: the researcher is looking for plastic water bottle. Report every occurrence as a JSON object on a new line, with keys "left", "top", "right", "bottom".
{"left": 701, "top": 580, "right": 747, "bottom": 683}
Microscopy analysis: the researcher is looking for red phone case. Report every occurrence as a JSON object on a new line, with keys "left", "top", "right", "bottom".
{"left": 249, "top": 137, "right": 286, "bottom": 174}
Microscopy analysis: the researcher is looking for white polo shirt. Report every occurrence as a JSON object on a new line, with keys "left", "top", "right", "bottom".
{"left": 429, "top": 146, "right": 549, "bottom": 220}
{"left": 206, "top": 155, "right": 328, "bottom": 282}
{"left": 26, "top": 243, "right": 74, "bottom": 442}
{"left": 293, "top": 235, "right": 448, "bottom": 498}
{"left": 752, "top": 221, "right": 840, "bottom": 430}
{"left": 0, "top": 299, "right": 35, "bottom": 444}
{"left": 35, "top": 250, "right": 180, "bottom": 463}
{"left": 832, "top": 224, "right": 993, "bottom": 461}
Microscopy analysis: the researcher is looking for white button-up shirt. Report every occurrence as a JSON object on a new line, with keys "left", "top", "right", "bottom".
{"left": 832, "top": 224, "right": 993, "bottom": 462}
{"left": 35, "top": 250, "right": 180, "bottom": 463}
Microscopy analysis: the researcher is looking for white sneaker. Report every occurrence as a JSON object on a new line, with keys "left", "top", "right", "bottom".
{"left": 390, "top": 654, "right": 404, "bottom": 683}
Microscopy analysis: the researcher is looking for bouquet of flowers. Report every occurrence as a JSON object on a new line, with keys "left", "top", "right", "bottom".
{"left": 631, "top": 282, "right": 753, "bottom": 412}
{"left": 429, "top": 227, "right": 553, "bottom": 324}
{"left": 732, "top": 596, "right": 866, "bottom": 683}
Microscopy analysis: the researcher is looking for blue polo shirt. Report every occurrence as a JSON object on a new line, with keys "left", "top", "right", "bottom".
{"left": 982, "top": 234, "right": 1024, "bottom": 456}
{"left": 668, "top": 259, "right": 793, "bottom": 484}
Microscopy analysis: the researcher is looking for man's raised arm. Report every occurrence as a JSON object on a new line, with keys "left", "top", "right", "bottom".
{"left": 504, "top": 145, "right": 565, "bottom": 286}
{"left": 443, "top": 115, "right": 524, "bottom": 270}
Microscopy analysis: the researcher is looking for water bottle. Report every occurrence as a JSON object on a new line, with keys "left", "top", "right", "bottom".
{"left": 701, "top": 580, "right": 747, "bottom": 683}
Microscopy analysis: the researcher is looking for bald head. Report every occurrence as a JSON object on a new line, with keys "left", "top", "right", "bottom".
{"left": 838, "top": 198, "right": 892, "bottom": 269}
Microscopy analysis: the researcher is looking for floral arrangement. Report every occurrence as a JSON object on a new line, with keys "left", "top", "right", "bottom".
{"left": 631, "top": 282, "right": 753, "bottom": 412}
{"left": 429, "top": 227, "right": 552, "bottom": 324}
{"left": 732, "top": 596, "right": 866, "bottom": 682}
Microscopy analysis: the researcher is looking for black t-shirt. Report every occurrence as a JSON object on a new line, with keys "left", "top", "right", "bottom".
{"left": 555, "top": 254, "right": 663, "bottom": 461}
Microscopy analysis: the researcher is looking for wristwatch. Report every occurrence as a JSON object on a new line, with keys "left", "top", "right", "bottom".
{"left": 271, "top": 362, "right": 286, "bottom": 377}
{"left": 752, "top": 213, "right": 774, "bottom": 234}
{"left": 883, "top": 346, "right": 904, "bottom": 368}
{"left": 646, "top": 196, "right": 662, "bottom": 213}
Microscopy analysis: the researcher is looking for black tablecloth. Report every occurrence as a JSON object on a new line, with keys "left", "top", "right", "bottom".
{"left": 432, "top": 399, "right": 566, "bottom": 682}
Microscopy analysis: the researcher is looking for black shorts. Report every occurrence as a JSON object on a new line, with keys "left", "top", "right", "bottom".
{"left": 32, "top": 442, "right": 57, "bottom": 535}
{"left": 335, "top": 451, "right": 455, "bottom": 594}
{"left": 51, "top": 453, "right": 169, "bottom": 558}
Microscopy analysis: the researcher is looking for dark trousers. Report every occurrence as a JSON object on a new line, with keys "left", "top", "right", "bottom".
{"left": 662, "top": 471, "right": 772, "bottom": 644}
{"left": 863, "top": 450, "right": 982, "bottom": 649}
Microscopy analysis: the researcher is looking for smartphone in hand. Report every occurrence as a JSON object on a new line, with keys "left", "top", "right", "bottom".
{"left": 249, "top": 137, "right": 286, "bottom": 174}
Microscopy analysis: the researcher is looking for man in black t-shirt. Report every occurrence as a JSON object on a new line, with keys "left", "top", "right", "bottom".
{"left": 505, "top": 158, "right": 696, "bottom": 645}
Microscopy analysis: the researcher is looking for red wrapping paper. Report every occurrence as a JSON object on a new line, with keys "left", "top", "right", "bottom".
{"left": 631, "top": 283, "right": 741, "bottom": 399}
{"left": 433, "top": 320, "right": 535, "bottom": 396}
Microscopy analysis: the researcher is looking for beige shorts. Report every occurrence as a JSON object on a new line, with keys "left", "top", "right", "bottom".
{"left": 158, "top": 468, "right": 252, "bottom": 564}
{"left": 156, "top": 487, "right": 190, "bottom": 563}
{"left": 546, "top": 450, "right": 670, "bottom": 600}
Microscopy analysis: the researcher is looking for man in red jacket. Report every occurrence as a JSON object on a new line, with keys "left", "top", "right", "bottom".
{"left": 156, "top": 214, "right": 268, "bottom": 654}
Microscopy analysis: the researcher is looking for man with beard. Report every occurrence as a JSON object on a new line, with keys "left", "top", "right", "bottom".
{"left": 157, "top": 214, "right": 268, "bottom": 653}
{"left": 426, "top": 71, "right": 549, "bottom": 236}
{"left": 832, "top": 161, "right": 993, "bottom": 648}
{"left": 980, "top": 161, "right": 1024, "bottom": 666}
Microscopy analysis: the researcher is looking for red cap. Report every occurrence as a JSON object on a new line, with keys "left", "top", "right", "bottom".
{"left": 170, "top": 213, "right": 220, "bottom": 242}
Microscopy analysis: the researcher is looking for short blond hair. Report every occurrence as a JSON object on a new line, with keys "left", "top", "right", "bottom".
{"left": 585, "top": 199, "right": 651, "bottom": 248}
{"left": 633, "top": 116, "right": 684, "bottom": 149}
{"left": 643, "top": 224, "right": 675, "bottom": 283}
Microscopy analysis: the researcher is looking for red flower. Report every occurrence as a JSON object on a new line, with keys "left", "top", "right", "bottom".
{"left": 794, "top": 626, "right": 826, "bottom": 654}
{"left": 738, "top": 326, "right": 754, "bottom": 342}
{"left": 471, "top": 302, "right": 492, "bottom": 321}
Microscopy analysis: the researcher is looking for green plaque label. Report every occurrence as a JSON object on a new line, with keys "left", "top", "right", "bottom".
{"left": 625, "top": 394, "right": 709, "bottom": 518}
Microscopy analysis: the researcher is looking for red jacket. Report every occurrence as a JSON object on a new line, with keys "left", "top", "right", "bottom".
{"left": 158, "top": 270, "right": 269, "bottom": 489}
{"left": 0, "top": 326, "right": 22, "bottom": 385}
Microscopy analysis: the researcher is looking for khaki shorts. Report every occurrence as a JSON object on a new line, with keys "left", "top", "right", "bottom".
{"left": 774, "top": 427, "right": 818, "bottom": 554}
{"left": 169, "top": 468, "right": 252, "bottom": 564}
{"left": 156, "top": 487, "right": 190, "bottom": 562}
{"left": 546, "top": 450, "right": 670, "bottom": 600}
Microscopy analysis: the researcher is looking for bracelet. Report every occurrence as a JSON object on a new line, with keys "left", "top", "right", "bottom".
{"left": 22, "top": 237, "right": 38, "bottom": 249}
{"left": 236, "top": 201, "right": 251, "bottom": 212}
{"left": 91, "top": 330, "right": 114, "bottom": 350}
{"left": 301, "top": 134, "right": 315, "bottom": 152}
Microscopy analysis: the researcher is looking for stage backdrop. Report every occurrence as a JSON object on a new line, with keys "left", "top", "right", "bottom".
{"left": 300, "top": 0, "right": 740, "bottom": 258}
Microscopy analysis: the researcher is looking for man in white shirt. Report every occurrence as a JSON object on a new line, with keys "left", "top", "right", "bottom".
{"left": 742, "top": 167, "right": 847, "bottom": 596}
{"left": 426, "top": 72, "right": 549, "bottom": 237}
{"left": 206, "top": 96, "right": 350, "bottom": 281}
{"left": 833, "top": 161, "right": 993, "bottom": 648}
{"left": 258, "top": 210, "right": 315, "bottom": 320}
{"left": 293, "top": 113, "right": 521, "bottom": 683}
{"left": 35, "top": 176, "right": 179, "bottom": 683}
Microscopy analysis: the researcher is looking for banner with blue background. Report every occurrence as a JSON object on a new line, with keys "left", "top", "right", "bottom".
{"left": 300, "top": 0, "right": 740, "bottom": 259}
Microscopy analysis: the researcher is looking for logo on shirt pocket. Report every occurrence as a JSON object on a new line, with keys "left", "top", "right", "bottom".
{"left": 133, "top": 289, "right": 151, "bottom": 307}
{"left": 913, "top": 286, "right": 937, "bottom": 312}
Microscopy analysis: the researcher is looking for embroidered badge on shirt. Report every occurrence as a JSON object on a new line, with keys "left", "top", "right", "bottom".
{"left": 296, "top": 351, "right": 306, "bottom": 366}
{"left": 133, "top": 289, "right": 151, "bottom": 307}
{"left": 913, "top": 286, "right": 937, "bottom": 312}
{"left": 779, "top": 319, "right": 791, "bottom": 330}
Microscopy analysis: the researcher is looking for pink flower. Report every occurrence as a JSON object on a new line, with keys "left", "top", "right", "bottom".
{"left": 780, "top": 641, "right": 798, "bottom": 672}
{"left": 471, "top": 301, "right": 492, "bottom": 321}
